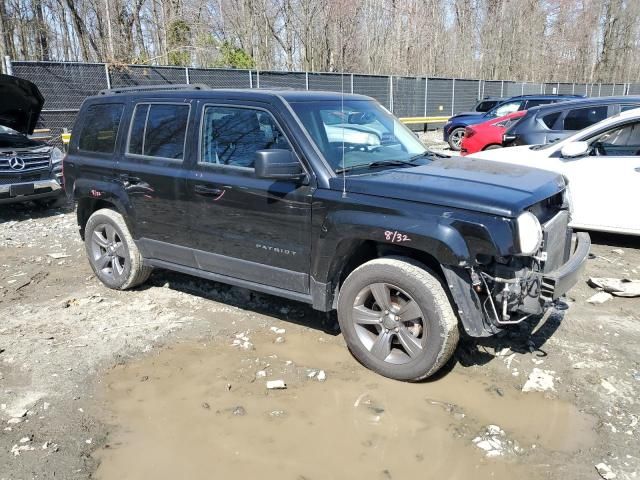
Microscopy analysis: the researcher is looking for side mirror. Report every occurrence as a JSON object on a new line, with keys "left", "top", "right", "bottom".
{"left": 560, "top": 141, "right": 590, "bottom": 158}
{"left": 254, "top": 149, "right": 304, "bottom": 180}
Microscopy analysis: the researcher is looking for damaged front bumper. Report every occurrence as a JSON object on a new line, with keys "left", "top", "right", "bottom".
{"left": 540, "top": 232, "right": 590, "bottom": 300}
{"left": 443, "top": 230, "right": 591, "bottom": 338}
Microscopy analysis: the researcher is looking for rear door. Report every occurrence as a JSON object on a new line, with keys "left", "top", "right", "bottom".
{"left": 65, "top": 102, "right": 124, "bottom": 197}
{"left": 114, "top": 100, "right": 196, "bottom": 266}
{"left": 184, "top": 101, "right": 313, "bottom": 293}
{"left": 541, "top": 105, "right": 610, "bottom": 145}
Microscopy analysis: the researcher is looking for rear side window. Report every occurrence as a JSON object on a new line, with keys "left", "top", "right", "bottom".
{"left": 562, "top": 106, "right": 608, "bottom": 131}
{"left": 127, "top": 103, "right": 190, "bottom": 160}
{"left": 541, "top": 112, "right": 561, "bottom": 129}
{"left": 78, "top": 103, "right": 124, "bottom": 153}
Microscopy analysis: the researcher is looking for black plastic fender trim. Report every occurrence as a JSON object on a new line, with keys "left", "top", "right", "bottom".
{"left": 441, "top": 264, "right": 500, "bottom": 338}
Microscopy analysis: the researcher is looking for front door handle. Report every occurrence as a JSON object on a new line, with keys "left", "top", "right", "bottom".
{"left": 194, "top": 184, "right": 224, "bottom": 196}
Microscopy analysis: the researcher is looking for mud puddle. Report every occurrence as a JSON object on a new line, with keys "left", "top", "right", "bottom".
{"left": 95, "top": 329, "right": 597, "bottom": 480}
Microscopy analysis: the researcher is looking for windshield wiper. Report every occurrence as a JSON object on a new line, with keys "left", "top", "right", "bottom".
{"left": 408, "top": 149, "right": 446, "bottom": 161}
{"left": 335, "top": 158, "right": 418, "bottom": 174}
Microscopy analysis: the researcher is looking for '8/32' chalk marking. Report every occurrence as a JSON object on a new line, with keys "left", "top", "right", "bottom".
{"left": 384, "top": 230, "right": 411, "bottom": 243}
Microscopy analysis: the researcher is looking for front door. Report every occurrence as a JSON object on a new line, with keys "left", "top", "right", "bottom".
{"left": 560, "top": 120, "right": 640, "bottom": 234}
{"left": 185, "top": 103, "right": 313, "bottom": 293}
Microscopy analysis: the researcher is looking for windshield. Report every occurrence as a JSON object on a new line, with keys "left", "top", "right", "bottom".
{"left": 290, "top": 100, "right": 427, "bottom": 174}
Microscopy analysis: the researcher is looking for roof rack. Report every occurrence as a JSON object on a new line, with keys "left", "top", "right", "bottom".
{"left": 98, "top": 84, "right": 210, "bottom": 95}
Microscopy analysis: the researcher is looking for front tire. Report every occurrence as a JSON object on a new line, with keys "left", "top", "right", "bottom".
{"left": 337, "top": 257, "right": 459, "bottom": 381}
{"left": 447, "top": 127, "right": 465, "bottom": 151}
{"left": 84, "top": 208, "right": 152, "bottom": 290}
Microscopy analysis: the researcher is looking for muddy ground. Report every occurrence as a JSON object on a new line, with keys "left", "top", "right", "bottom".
{"left": 1, "top": 202, "right": 639, "bottom": 480}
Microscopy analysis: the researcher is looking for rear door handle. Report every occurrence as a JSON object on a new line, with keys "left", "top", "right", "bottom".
{"left": 194, "top": 184, "right": 223, "bottom": 196}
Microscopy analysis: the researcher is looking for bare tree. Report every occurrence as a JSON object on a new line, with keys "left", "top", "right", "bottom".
{"left": 2, "top": 0, "right": 640, "bottom": 83}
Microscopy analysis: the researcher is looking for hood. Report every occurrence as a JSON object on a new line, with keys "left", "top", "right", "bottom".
{"left": 449, "top": 111, "right": 485, "bottom": 122}
{"left": 0, "top": 74, "right": 45, "bottom": 134}
{"left": 0, "top": 131, "right": 47, "bottom": 149}
{"left": 469, "top": 145, "right": 538, "bottom": 161}
{"left": 339, "top": 156, "right": 565, "bottom": 218}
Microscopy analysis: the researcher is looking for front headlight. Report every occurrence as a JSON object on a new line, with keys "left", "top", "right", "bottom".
{"left": 50, "top": 147, "right": 64, "bottom": 164}
{"left": 516, "top": 211, "right": 543, "bottom": 255}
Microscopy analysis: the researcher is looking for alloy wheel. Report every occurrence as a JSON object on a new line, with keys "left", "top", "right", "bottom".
{"left": 450, "top": 129, "right": 464, "bottom": 149}
{"left": 90, "top": 223, "right": 128, "bottom": 281}
{"left": 351, "top": 283, "right": 426, "bottom": 365}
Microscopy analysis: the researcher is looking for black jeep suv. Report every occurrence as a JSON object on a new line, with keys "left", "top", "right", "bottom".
{"left": 63, "top": 85, "right": 590, "bottom": 381}
{"left": 0, "top": 74, "right": 65, "bottom": 207}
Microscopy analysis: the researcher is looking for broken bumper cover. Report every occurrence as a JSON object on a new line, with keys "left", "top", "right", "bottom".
{"left": 442, "top": 231, "right": 591, "bottom": 338}
{"left": 540, "top": 232, "right": 590, "bottom": 301}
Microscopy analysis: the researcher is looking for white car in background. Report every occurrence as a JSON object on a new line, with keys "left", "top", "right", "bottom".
{"left": 471, "top": 108, "right": 640, "bottom": 236}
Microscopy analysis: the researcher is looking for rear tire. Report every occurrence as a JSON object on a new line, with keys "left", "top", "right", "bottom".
{"left": 84, "top": 208, "right": 152, "bottom": 290}
{"left": 337, "top": 257, "right": 459, "bottom": 381}
{"left": 447, "top": 127, "right": 465, "bottom": 151}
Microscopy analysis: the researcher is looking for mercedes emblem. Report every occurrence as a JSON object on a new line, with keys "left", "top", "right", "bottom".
{"left": 9, "top": 157, "right": 26, "bottom": 170}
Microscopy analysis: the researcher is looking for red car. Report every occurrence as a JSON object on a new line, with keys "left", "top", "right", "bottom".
{"left": 460, "top": 110, "right": 527, "bottom": 155}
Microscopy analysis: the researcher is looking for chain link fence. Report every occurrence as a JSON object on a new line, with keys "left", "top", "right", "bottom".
{"left": 5, "top": 60, "right": 637, "bottom": 147}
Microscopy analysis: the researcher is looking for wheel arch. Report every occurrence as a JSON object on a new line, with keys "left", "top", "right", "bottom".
{"left": 77, "top": 197, "right": 130, "bottom": 240}
{"left": 313, "top": 236, "right": 462, "bottom": 312}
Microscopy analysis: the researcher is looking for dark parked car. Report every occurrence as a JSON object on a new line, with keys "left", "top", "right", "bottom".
{"left": 0, "top": 74, "right": 65, "bottom": 207}
{"left": 443, "top": 94, "right": 584, "bottom": 150}
{"left": 502, "top": 96, "right": 640, "bottom": 147}
{"left": 64, "top": 85, "right": 589, "bottom": 381}
{"left": 473, "top": 96, "right": 505, "bottom": 112}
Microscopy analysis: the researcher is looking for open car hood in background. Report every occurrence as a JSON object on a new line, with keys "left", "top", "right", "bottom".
{"left": 0, "top": 74, "right": 44, "bottom": 135}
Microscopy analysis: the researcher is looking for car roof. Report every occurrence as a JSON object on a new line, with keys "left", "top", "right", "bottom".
{"left": 525, "top": 96, "right": 640, "bottom": 116}
{"left": 547, "top": 106, "right": 640, "bottom": 149}
{"left": 90, "top": 86, "right": 372, "bottom": 104}
{"left": 505, "top": 94, "right": 583, "bottom": 100}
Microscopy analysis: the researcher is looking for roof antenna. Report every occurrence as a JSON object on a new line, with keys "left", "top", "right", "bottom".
{"left": 340, "top": 38, "right": 347, "bottom": 198}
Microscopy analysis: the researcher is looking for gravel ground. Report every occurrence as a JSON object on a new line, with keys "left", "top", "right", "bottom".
{"left": 0, "top": 202, "right": 639, "bottom": 479}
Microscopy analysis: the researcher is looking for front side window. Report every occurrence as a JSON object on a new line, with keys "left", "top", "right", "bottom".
{"left": 591, "top": 122, "right": 640, "bottom": 156}
{"left": 290, "top": 99, "right": 426, "bottom": 174}
{"left": 127, "top": 103, "right": 190, "bottom": 159}
{"left": 78, "top": 103, "right": 124, "bottom": 153}
{"left": 488, "top": 101, "right": 522, "bottom": 118}
{"left": 200, "top": 106, "right": 291, "bottom": 169}
{"left": 562, "top": 106, "right": 608, "bottom": 131}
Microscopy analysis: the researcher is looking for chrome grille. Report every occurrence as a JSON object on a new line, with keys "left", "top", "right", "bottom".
{"left": 0, "top": 151, "right": 51, "bottom": 173}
